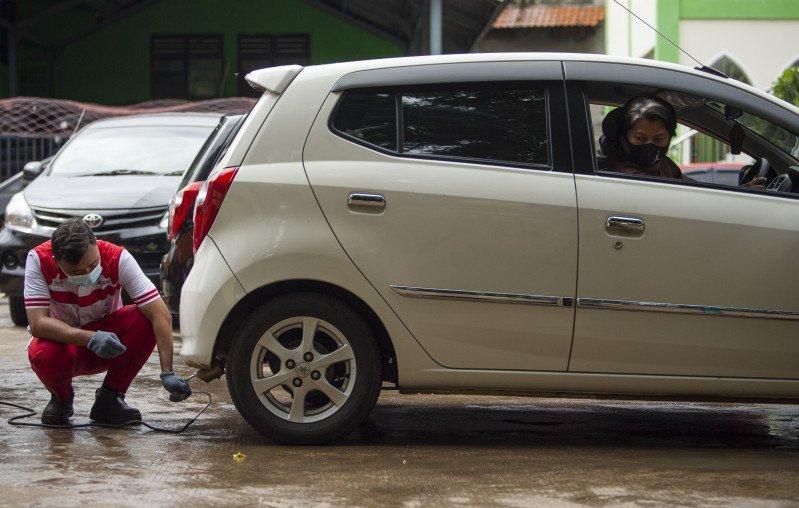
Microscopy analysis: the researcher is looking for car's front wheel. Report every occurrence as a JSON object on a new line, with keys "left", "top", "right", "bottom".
{"left": 227, "top": 293, "right": 381, "bottom": 444}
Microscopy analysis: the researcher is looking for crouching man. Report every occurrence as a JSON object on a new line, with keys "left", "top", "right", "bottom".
{"left": 24, "top": 218, "right": 191, "bottom": 425}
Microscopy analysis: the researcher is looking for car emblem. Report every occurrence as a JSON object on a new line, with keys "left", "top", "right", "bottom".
{"left": 82, "top": 213, "right": 104, "bottom": 229}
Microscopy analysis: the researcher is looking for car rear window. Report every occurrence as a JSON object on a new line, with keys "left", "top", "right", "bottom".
{"left": 330, "top": 84, "right": 550, "bottom": 168}
{"left": 401, "top": 86, "right": 549, "bottom": 166}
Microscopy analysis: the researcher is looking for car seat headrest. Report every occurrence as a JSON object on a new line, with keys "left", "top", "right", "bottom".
{"left": 602, "top": 107, "right": 623, "bottom": 142}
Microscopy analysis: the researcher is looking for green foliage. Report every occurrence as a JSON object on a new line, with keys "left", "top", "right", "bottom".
{"left": 772, "top": 66, "right": 799, "bottom": 107}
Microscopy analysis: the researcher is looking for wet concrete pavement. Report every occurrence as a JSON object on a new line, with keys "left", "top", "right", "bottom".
{"left": 1, "top": 302, "right": 798, "bottom": 507}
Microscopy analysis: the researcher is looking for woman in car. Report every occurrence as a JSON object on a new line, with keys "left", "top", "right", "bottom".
{"left": 599, "top": 96, "right": 767, "bottom": 188}
{"left": 598, "top": 96, "right": 686, "bottom": 179}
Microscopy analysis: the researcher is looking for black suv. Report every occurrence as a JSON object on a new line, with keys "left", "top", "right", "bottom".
{"left": 160, "top": 114, "right": 245, "bottom": 316}
{"left": 0, "top": 113, "right": 221, "bottom": 325}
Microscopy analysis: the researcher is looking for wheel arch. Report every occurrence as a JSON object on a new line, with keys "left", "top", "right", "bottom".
{"left": 213, "top": 279, "right": 398, "bottom": 383}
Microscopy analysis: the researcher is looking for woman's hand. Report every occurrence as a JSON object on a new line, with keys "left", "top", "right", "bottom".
{"left": 741, "top": 176, "right": 767, "bottom": 189}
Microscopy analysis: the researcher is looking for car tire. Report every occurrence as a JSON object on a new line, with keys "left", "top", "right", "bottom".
{"left": 8, "top": 296, "right": 28, "bottom": 327}
{"left": 227, "top": 292, "right": 382, "bottom": 445}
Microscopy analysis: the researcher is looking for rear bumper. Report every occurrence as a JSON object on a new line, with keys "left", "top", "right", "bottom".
{"left": 0, "top": 225, "right": 168, "bottom": 296}
{"left": 179, "top": 236, "right": 246, "bottom": 368}
{"left": 160, "top": 228, "right": 194, "bottom": 315}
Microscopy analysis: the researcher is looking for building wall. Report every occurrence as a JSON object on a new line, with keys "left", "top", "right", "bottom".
{"left": 28, "top": 0, "right": 402, "bottom": 104}
{"left": 605, "top": 0, "right": 799, "bottom": 89}
{"left": 605, "top": 0, "right": 656, "bottom": 58}
{"left": 474, "top": 27, "right": 604, "bottom": 54}
{"left": 679, "top": 20, "right": 799, "bottom": 90}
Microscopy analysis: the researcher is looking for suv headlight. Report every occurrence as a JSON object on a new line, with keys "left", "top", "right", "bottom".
{"left": 5, "top": 192, "right": 37, "bottom": 233}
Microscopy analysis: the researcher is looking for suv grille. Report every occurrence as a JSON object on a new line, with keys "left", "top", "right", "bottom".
{"left": 31, "top": 206, "right": 167, "bottom": 233}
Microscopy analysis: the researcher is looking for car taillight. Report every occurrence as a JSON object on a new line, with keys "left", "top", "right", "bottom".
{"left": 167, "top": 181, "right": 203, "bottom": 241}
{"left": 193, "top": 166, "right": 239, "bottom": 253}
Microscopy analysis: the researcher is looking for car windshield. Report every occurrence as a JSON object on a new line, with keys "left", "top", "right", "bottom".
{"left": 50, "top": 125, "right": 211, "bottom": 177}
{"left": 707, "top": 101, "right": 799, "bottom": 160}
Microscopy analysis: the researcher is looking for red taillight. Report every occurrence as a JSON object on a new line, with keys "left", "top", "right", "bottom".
{"left": 193, "top": 166, "right": 239, "bottom": 253}
{"left": 167, "top": 181, "right": 203, "bottom": 241}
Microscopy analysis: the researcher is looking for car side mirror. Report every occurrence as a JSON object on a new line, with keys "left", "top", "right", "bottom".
{"left": 22, "top": 161, "right": 44, "bottom": 181}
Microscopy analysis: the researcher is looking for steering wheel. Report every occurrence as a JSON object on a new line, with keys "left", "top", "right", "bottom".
{"left": 766, "top": 173, "right": 793, "bottom": 192}
{"left": 739, "top": 157, "right": 770, "bottom": 185}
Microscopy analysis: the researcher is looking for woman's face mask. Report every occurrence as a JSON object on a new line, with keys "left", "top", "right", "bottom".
{"left": 624, "top": 117, "right": 671, "bottom": 167}
{"left": 626, "top": 142, "right": 665, "bottom": 167}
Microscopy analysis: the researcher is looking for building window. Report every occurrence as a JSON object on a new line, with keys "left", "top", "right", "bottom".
{"left": 151, "top": 35, "right": 223, "bottom": 100}
{"left": 237, "top": 34, "right": 310, "bottom": 96}
{"left": 710, "top": 55, "right": 751, "bottom": 85}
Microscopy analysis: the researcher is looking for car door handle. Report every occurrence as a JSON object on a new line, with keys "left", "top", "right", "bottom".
{"left": 348, "top": 192, "right": 386, "bottom": 209}
{"left": 606, "top": 216, "right": 645, "bottom": 235}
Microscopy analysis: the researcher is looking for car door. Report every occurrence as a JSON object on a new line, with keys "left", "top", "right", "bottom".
{"left": 564, "top": 62, "right": 799, "bottom": 379}
{"left": 303, "top": 61, "right": 578, "bottom": 371}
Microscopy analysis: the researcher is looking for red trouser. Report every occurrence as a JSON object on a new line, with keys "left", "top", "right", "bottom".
{"left": 27, "top": 304, "right": 157, "bottom": 401}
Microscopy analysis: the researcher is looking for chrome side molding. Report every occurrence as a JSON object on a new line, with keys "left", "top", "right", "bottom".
{"left": 389, "top": 287, "right": 799, "bottom": 321}
{"left": 390, "top": 285, "right": 573, "bottom": 307}
{"left": 577, "top": 298, "right": 799, "bottom": 321}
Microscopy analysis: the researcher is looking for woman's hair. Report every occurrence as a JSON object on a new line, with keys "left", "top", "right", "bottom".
{"left": 618, "top": 96, "right": 678, "bottom": 139}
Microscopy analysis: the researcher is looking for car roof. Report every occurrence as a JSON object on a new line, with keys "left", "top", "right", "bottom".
{"left": 84, "top": 112, "right": 224, "bottom": 130}
{"left": 304, "top": 53, "right": 799, "bottom": 116}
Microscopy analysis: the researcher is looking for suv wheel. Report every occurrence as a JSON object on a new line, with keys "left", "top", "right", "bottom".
{"left": 227, "top": 293, "right": 381, "bottom": 444}
{"left": 8, "top": 296, "right": 28, "bottom": 327}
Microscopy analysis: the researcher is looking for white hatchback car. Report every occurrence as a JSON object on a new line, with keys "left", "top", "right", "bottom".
{"left": 180, "top": 53, "right": 799, "bottom": 444}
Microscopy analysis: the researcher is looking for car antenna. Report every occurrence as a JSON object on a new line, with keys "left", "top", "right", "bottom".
{"left": 70, "top": 107, "right": 86, "bottom": 138}
{"left": 610, "top": 0, "right": 728, "bottom": 79}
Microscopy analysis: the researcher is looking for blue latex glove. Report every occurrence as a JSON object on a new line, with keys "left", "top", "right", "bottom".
{"left": 86, "top": 331, "right": 126, "bottom": 359}
{"left": 160, "top": 372, "right": 191, "bottom": 402}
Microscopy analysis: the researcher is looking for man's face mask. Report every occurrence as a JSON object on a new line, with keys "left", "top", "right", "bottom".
{"left": 627, "top": 142, "right": 665, "bottom": 168}
{"left": 65, "top": 259, "right": 102, "bottom": 286}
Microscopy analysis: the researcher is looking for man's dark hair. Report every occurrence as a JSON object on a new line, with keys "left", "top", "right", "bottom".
{"left": 51, "top": 218, "right": 97, "bottom": 264}
{"left": 619, "top": 96, "right": 678, "bottom": 138}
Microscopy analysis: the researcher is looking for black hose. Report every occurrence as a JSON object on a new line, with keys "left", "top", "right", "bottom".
{"left": 0, "top": 392, "right": 212, "bottom": 434}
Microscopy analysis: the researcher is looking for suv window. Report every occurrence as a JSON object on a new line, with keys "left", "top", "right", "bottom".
{"left": 401, "top": 86, "right": 548, "bottom": 166}
{"left": 331, "top": 91, "right": 396, "bottom": 151}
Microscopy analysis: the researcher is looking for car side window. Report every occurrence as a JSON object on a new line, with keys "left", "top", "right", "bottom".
{"left": 583, "top": 82, "right": 799, "bottom": 196}
{"left": 330, "top": 84, "right": 551, "bottom": 169}
{"left": 401, "top": 86, "right": 549, "bottom": 166}
{"left": 330, "top": 91, "right": 397, "bottom": 151}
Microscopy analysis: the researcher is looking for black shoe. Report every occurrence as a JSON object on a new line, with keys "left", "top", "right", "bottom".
{"left": 89, "top": 385, "right": 141, "bottom": 425}
{"left": 41, "top": 392, "right": 74, "bottom": 425}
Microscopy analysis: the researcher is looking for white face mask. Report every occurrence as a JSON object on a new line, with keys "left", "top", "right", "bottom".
{"left": 66, "top": 261, "right": 102, "bottom": 286}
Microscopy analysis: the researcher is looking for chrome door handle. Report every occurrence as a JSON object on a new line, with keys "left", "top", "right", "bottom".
{"left": 348, "top": 192, "right": 386, "bottom": 209}
{"left": 606, "top": 216, "right": 645, "bottom": 234}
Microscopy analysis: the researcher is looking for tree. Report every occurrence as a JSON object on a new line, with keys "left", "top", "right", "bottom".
{"left": 772, "top": 66, "right": 799, "bottom": 107}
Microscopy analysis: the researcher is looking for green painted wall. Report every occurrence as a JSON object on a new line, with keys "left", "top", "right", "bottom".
{"left": 26, "top": 0, "right": 402, "bottom": 104}
{"left": 655, "top": 0, "right": 680, "bottom": 63}
{"left": 680, "top": 0, "right": 799, "bottom": 20}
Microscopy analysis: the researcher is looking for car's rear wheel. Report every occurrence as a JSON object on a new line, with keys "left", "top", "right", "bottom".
{"left": 227, "top": 293, "right": 381, "bottom": 444}
{"left": 8, "top": 296, "right": 28, "bottom": 327}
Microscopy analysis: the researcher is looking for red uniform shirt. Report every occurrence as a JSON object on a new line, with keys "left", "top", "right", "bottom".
{"left": 23, "top": 240, "right": 159, "bottom": 328}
